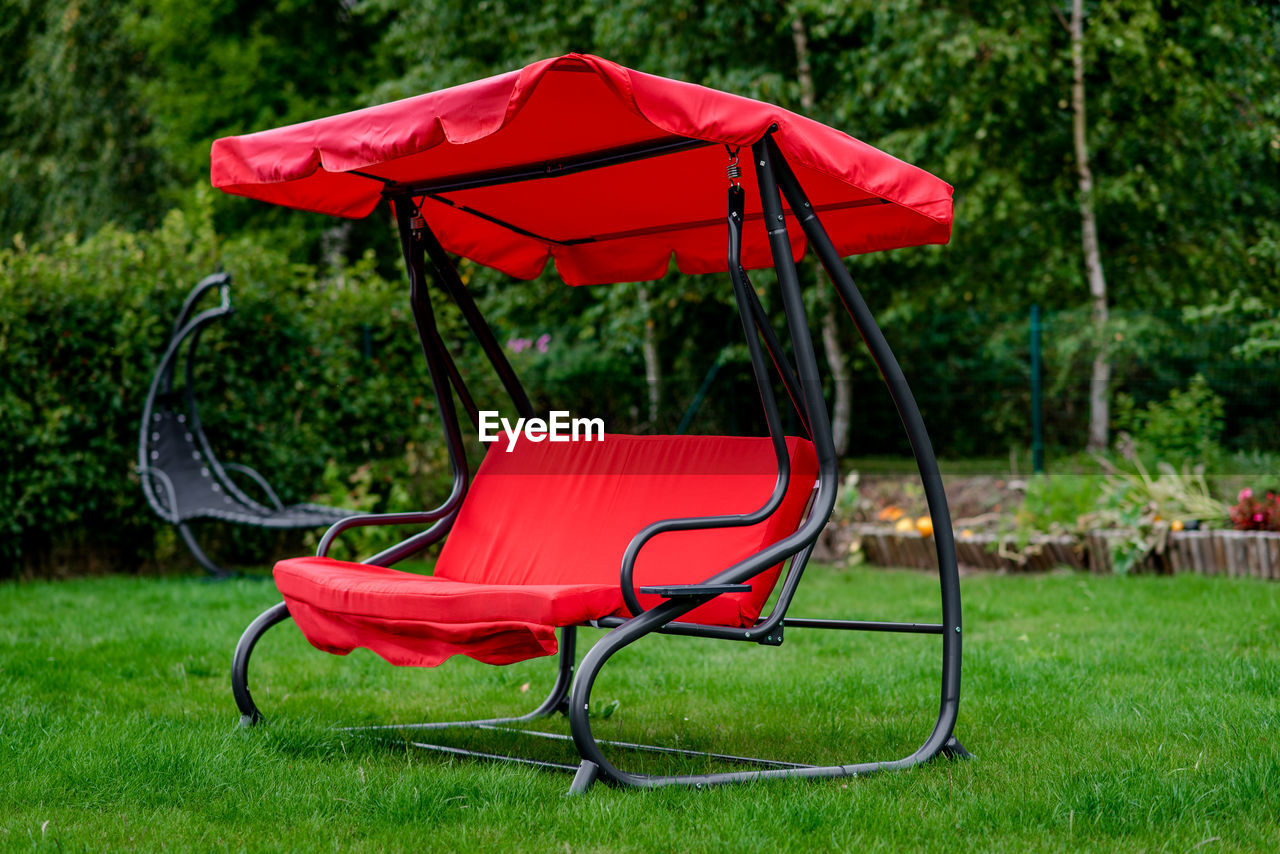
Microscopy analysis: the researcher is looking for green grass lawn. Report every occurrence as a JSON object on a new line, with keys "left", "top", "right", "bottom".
{"left": 2, "top": 566, "right": 1277, "bottom": 852}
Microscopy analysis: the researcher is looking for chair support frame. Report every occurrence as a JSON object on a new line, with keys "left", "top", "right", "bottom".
{"left": 230, "top": 133, "right": 967, "bottom": 791}
{"left": 140, "top": 274, "right": 351, "bottom": 577}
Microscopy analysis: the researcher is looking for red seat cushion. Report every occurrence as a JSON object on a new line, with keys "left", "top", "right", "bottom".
{"left": 276, "top": 434, "right": 817, "bottom": 667}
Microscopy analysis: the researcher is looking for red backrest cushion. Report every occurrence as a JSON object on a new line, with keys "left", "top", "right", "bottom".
{"left": 433, "top": 434, "right": 818, "bottom": 626}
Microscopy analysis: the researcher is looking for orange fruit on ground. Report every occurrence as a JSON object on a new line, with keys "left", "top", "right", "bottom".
{"left": 915, "top": 516, "right": 934, "bottom": 537}
{"left": 1171, "top": 519, "right": 1185, "bottom": 532}
{"left": 894, "top": 517, "right": 915, "bottom": 533}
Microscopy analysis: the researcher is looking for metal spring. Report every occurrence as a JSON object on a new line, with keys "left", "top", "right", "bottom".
{"left": 726, "top": 161, "right": 741, "bottom": 181}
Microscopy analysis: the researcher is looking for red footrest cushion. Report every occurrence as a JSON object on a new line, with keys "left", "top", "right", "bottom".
{"left": 275, "top": 558, "right": 624, "bottom": 666}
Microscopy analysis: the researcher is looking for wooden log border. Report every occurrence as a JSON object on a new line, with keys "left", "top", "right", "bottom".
{"left": 850, "top": 525, "right": 1280, "bottom": 579}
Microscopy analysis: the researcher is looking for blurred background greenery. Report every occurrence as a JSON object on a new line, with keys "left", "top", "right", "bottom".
{"left": 2, "top": 0, "right": 1277, "bottom": 575}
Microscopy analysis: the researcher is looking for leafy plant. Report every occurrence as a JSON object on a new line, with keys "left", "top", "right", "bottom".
{"left": 1013, "top": 473, "right": 1104, "bottom": 537}
{"left": 1113, "top": 375, "right": 1225, "bottom": 463}
{"left": 1083, "top": 445, "right": 1231, "bottom": 574}
{"left": 1097, "top": 446, "right": 1230, "bottom": 529}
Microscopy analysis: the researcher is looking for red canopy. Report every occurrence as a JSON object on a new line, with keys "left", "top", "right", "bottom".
{"left": 211, "top": 54, "right": 952, "bottom": 286}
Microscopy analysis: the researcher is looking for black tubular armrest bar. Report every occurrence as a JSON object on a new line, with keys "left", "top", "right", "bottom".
{"left": 316, "top": 506, "right": 462, "bottom": 560}
{"left": 616, "top": 184, "right": 794, "bottom": 617}
{"left": 359, "top": 509, "right": 462, "bottom": 567}
{"left": 638, "top": 583, "right": 751, "bottom": 598}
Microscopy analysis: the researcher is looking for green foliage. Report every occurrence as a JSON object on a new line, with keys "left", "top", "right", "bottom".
{"left": 1014, "top": 473, "right": 1104, "bottom": 536}
{"left": 1098, "top": 455, "right": 1228, "bottom": 530}
{"left": 1114, "top": 374, "right": 1225, "bottom": 463}
{"left": 0, "top": 0, "right": 168, "bottom": 239}
{"left": 1002, "top": 448, "right": 1232, "bottom": 575}
{"left": 2, "top": 0, "right": 1279, "bottom": 576}
{"left": 0, "top": 207, "right": 455, "bottom": 576}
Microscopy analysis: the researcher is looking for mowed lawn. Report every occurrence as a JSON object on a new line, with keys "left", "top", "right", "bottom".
{"left": 2, "top": 565, "right": 1277, "bottom": 852}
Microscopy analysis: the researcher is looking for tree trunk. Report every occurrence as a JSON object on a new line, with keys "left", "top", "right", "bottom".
{"left": 637, "top": 284, "right": 662, "bottom": 428}
{"left": 1072, "top": 0, "right": 1111, "bottom": 452}
{"left": 821, "top": 305, "right": 852, "bottom": 454}
{"left": 321, "top": 221, "right": 351, "bottom": 288}
{"left": 792, "top": 9, "right": 852, "bottom": 455}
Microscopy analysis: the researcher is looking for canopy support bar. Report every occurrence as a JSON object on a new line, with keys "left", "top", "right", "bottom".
{"left": 386, "top": 136, "right": 713, "bottom": 197}
{"left": 613, "top": 183, "right": 796, "bottom": 618}
{"left": 406, "top": 192, "right": 887, "bottom": 251}
{"left": 414, "top": 214, "right": 536, "bottom": 419}
{"left": 739, "top": 271, "right": 811, "bottom": 438}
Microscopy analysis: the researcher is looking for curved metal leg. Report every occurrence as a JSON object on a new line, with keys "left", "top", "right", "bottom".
{"left": 535, "top": 626, "right": 577, "bottom": 718}
{"left": 565, "top": 603, "right": 965, "bottom": 792}
{"left": 767, "top": 138, "right": 964, "bottom": 763}
{"left": 232, "top": 601, "right": 292, "bottom": 727}
{"left": 178, "top": 522, "right": 234, "bottom": 579}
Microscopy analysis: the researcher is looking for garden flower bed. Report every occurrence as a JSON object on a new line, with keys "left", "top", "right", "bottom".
{"left": 829, "top": 465, "right": 1280, "bottom": 579}
{"left": 849, "top": 524, "right": 1280, "bottom": 579}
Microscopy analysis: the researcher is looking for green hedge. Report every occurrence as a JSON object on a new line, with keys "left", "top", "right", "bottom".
{"left": 0, "top": 210, "right": 459, "bottom": 577}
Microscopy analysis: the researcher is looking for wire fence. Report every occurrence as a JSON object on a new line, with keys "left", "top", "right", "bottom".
{"left": 641, "top": 306, "right": 1278, "bottom": 463}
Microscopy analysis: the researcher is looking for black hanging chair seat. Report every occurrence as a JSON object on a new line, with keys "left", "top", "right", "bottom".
{"left": 138, "top": 273, "right": 350, "bottom": 576}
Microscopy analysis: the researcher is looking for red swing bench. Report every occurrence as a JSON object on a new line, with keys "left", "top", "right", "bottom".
{"left": 218, "top": 53, "right": 967, "bottom": 793}
{"left": 278, "top": 434, "right": 818, "bottom": 668}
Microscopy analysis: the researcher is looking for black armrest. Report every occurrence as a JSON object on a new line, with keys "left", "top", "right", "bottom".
{"left": 638, "top": 583, "right": 751, "bottom": 598}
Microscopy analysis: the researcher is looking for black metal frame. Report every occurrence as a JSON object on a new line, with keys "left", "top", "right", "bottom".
{"left": 230, "top": 132, "right": 967, "bottom": 791}
{"left": 139, "top": 273, "right": 351, "bottom": 577}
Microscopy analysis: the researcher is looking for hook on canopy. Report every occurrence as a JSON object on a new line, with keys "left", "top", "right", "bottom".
{"left": 724, "top": 145, "right": 742, "bottom": 188}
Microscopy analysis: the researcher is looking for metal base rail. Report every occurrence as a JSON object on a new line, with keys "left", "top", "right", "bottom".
{"left": 231, "top": 602, "right": 970, "bottom": 791}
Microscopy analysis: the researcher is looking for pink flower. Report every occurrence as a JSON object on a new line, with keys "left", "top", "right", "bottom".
{"left": 1253, "top": 513, "right": 1264, "bottom": 523}
{"left": 536, "top": 333, "right": 551, "bottom": 353}
{"left": 1239, "top": 487, "right": 1253, "bottom": 502}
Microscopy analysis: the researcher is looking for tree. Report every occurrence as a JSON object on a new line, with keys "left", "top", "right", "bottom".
{"left": 1070, "top": 0, "right": 1111, "bottom": 452}
{"left": 791, "top": 6, "right": 852, "bottom": 456}
{"left": 0, "top": 0, "right": 167, "bottom": 240}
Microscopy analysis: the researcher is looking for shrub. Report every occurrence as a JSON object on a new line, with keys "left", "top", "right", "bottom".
{"left": 1113, "top": 374, "right": 1225, "bottom": 463}
{"left": 0, "top": 209, "right": 454, "bottom": 577}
